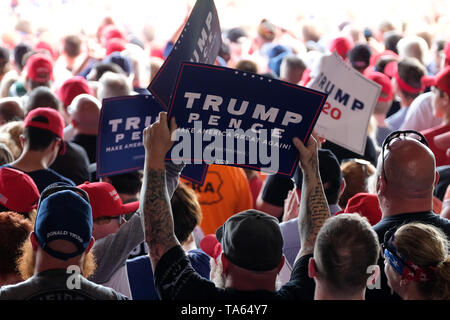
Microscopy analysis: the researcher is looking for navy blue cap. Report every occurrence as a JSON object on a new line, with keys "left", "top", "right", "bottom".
{"left": 34, "top": 189, "right": 93, "bottom": 261}
{"left": 102, "top": 51, "right": 133, "bottom": 76}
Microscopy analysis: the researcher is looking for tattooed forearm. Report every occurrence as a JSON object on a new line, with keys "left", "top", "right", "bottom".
{"left": 143, "top": 167, "right": 179, "bottom": 269}
{"left": 297, "top": 165, "right": 331, "bottom": 259}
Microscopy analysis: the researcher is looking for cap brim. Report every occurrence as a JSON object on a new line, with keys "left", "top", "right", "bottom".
{"left": 421, "top": 75, "right": 436, "bottom": 88}
{"left": 216, "top": 225, "right": 224, "bottom": 243}
{"left": 120, "top": 200, "right": 139, "bottom": 215}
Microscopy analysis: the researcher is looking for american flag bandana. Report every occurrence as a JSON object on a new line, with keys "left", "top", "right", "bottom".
{"left": 384, "top": 235, "right": 437, "bottom": 282}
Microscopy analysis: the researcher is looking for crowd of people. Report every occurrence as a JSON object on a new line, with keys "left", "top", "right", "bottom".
{"left": 0, "top": 0, "right": 449, "bottom": 301}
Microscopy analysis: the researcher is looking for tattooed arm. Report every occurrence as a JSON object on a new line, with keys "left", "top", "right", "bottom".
{"left": 141, "top": 112, "right": 180, "bottom": 272}
{"left": 293, "top": 135, "right": 331, "bottom": 262}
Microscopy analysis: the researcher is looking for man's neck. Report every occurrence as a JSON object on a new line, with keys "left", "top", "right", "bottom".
{"left": 11, "top": 151, "right": 50, "bottom": 172}
{"left": 380, "top": 196, "right": 433, "bottom": 218}
{"left": 34, "top": 250, "right": 83, "bottom": 276}
{"left": 225, "top": 272, "right": 277, "bottom": 292}
{"left": 314, "top": 283, "right": 365, "bottom": 300}
{"left": 399, "top": 96, "right": 414, "bottom": 108}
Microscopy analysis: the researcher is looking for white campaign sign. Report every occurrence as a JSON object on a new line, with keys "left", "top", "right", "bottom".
{"left": 307, "top": 52, "right": 381, "bottom": 155}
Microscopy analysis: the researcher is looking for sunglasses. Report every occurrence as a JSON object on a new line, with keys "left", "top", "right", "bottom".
{"left": 381, "top": 227, "right": 415, "bottom": 276}
{"left": 381, "top": 130, "right": 429, "bottom": 183}
{"left": 38, "top": 182, "right": 90, "bottom": 209}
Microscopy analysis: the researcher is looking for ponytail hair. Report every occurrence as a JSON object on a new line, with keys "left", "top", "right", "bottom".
{"left": 393, "top": 223, "right": 450, "bottom": 300}
{"left": 434, "top": 257, "right": 450, "bottom": 300}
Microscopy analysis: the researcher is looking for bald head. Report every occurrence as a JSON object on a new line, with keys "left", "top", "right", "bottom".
{"left": 0, "top": 98, "right": 24, "bottom": 125}
{"left": 67, "top": 94, "right": 101, "bottom": 135}
{"left": 382, "top": 138, "right": 436, "bottom": 197}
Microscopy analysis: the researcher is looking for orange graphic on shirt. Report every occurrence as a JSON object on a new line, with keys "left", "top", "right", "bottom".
{"left": 181, "top": 165, "right": 253, "bottom": 235}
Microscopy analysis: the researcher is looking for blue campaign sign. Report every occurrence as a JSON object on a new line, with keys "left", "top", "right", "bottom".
{"left": 148, "top": 0, "right": 222, "bottom": 108}
{"left": 166, "top": 62, "right": 328, "bottom": 177}
{"left": 180, "top": 163, "right": 209, "bottom": 185}
{"left": 97, "top": 94, "right": 210, "bottom": 185}
{"left": 97, "top": 95, "right": 164, "bottom": 178}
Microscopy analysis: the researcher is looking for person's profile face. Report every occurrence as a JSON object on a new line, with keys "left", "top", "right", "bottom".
{"left": 383, "top": 257, "right": 403, "bottom": 297}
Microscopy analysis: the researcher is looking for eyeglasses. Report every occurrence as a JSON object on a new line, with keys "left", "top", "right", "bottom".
{"left": 381, "top": 130, "right": 429, "bottom": 183}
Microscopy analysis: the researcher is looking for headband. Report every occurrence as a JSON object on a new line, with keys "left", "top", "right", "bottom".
{"left": 384, "top": 235, "right": 437, "bottom": 282}
{"left": 394, "top": 72, "right": 425, "bottom": 94}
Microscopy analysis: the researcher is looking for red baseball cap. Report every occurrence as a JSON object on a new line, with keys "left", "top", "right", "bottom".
{"left": 105, "top": 38, "right": 126, "bottom": 56}
{"left": 338, "top": 193, "right": 382, "bottom": 226}
{"left": 24, "top": 53, "right": 53, "bottom": 82}
{"left": 77, "top": 182, "right": 139, "bottom": 220}
{"left": 0, "top": 167, "right": 40, "bottom": 213}
{"left": 422, "top": 66, "right": 450, "bottom": 96}
{"left": 35, "top": 41, "right": 56, "bottom": 59}
{"left": 102, "top": 25, "right": 125, "bottom": 43}
{"left": 24, "top": 107, "right": 66, "bottom": 155}
{"left": 366, "top": 71, "right": 394, "bottom": 102}
{"left": 329, "top": 36, "right": 353, "bottom": 60}
{"left": 56, "top": 76, "right": 94, "bottom": 107}
{"left": 200, "top": 234, "right": 222, "bottom": 262}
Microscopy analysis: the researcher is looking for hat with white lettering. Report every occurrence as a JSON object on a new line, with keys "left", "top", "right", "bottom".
{"left": 34, "top": 184, "right": 93, "bottom": 260}
{"left": 216, "top": 209, "right": 283, "bottom": 271}
{"left": 77, "top": 181, "right": 139, "bottom": 220}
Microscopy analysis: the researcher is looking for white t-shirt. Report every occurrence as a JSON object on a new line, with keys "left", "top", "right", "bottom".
{"left": 400, "top": 92, "right": 442, "bottom": 131}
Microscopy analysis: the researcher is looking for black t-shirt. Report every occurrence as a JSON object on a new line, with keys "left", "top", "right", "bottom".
{"left": 3, "top": 164, "right": 76, "bottom": 193}
{"left": 365, "top": 211, "right": 450, "bottom": 301}
{"left": 50, "top": 141, "right": 90, "bottom": 185}
{"left": 154, "top": 245, "right": 315, "bottom": 300}
{"left": 72, "top": 134, "right": 97, "bottom": 164}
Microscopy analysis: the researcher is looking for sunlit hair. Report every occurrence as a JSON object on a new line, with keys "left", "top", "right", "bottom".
{"left": 339, "top": 159, "right": 376, "bottom": 208}
{"left": 393, "top": 223, "right": 450, "bottom": 300}
{"left": 0, "top": 211, "right": 32, "bottom": 276}
{"left": 17, "top": 239, "right": 97, "bottom": 280}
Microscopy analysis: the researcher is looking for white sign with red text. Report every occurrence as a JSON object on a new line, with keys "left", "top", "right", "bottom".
{"left": 307, "top": 52, "right": 381, "bottom": 155}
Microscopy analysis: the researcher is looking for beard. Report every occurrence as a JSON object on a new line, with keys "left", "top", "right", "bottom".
{"left": 210, "top": 257, "right": 226, "bottom": 289}
{"left": 16, "top": 239, "right": 97, "bottom": 280}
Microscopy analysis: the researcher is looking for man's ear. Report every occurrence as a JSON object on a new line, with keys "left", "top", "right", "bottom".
{"left": 277, "top": 255, "right": 285, "bottom": 273}
{"left": 340, "top": 178, "right": 346, "bottom": 196}
{"left": 308, "top": 257, "right": 317, "bottom": 279}
{"left": 376, "top": 175, "right": 386, "bottom": 195}
{"left": 85, "top": 237, "right": 95, "bottom": 253}
{"left": 19, "top": 134, "right": 25, "bottom": 148}
{"left": 221, "top": 253, "right": 229, "bottom": 274}
{"left": 30, "top": 232, "right": 38, "bottom": 251}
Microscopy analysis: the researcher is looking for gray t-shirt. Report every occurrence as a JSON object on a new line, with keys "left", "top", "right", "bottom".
{"left": 0, "top": 269, "right": 127, "bottom": 300}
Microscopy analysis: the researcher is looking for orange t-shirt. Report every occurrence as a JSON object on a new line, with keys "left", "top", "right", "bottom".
{"left": 181, "top": 164, "right": 253, "bottom": 235}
